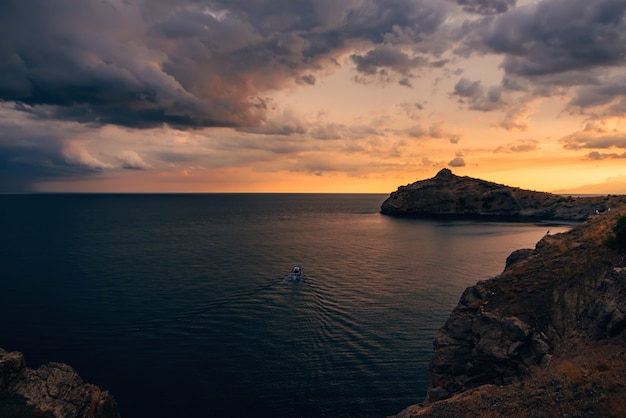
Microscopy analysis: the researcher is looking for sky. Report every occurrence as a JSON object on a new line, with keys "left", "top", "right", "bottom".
{"left": 1, "top": 0, "right": 626, "bottom": 194}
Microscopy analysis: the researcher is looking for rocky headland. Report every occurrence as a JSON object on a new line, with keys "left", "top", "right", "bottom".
{"left": 388, "top": 173, "right": 626, "bottom": 417}
{"left": 0, "top": 348, "right": 119, "bottom": 418}
{"left": 380, "top": 168, "right": 620, "bottom": 221}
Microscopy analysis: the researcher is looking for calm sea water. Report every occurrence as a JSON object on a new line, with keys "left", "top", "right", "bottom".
{"left": 0, "top": 194, "right": 571, "bottom": 417}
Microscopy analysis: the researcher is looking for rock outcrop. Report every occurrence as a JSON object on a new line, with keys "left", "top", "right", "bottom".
{"left": 391, "top": 195, "right": 626, "bottom": 417}
{"left": 0, "top": 348, "right": 120, "bottom": 418}
{"left": 380, "top": 168, "right": 619, "bottom": 221}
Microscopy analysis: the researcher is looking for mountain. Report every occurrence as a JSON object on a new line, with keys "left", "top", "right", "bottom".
{"left": 380, "top": 169, "right": 619, "bottom": 221}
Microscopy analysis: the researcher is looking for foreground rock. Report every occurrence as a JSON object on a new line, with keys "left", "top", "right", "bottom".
{"left": 0, "top": 348, "right": 119, "bottom": 418}
{"left": 381, "top": 168, "right": 620, "bottom": 221}
{"left": 391, "top": 197, "right": 626, "bottom": 417}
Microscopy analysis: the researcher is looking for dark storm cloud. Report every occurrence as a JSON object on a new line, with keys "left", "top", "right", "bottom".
{"left": 455, "top": 0, "right": 516, "bottom": 15}
{"left": 0, "top": 0, "right": 451, "bottom": 130}
{"left": 350, "top": 45, "right": 433, "bottom": 78}
{"left": 569, "top": 76, "right": 626, "bottom": 115}
{"left": 452, "top": 78, "right": 504, "bottom": 111}
{"left": 0, "top": 128, "right": 102, "bottom": 193}
{"left": 463, "top": 0, "right": 626, "bottom": 77}
{"left": 0, "top": 0, "right": 237, "bottom": 129}
{"left": 451, "top": 0, "right": 626, "bottom": 130}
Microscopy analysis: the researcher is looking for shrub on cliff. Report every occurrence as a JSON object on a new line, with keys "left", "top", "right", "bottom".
{"left": 616, "top": 215, "right": 626, "bottom": 248}
{"left": 607, "top": 215, "right": 626, "bottom": 250}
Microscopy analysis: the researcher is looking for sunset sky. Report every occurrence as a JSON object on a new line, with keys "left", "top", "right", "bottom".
{"left": 1, "top": 0, "right": 626, "bottom": 193}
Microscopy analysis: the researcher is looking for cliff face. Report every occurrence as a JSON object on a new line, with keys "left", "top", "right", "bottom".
{"left": 0, "top": 348, "right": 120, "bottom": 418}
{"left": 392, "top": 197, "right": 626, "bottom": 417}
{"left": 380, "top": 169, "right": 618, "bottom": 221}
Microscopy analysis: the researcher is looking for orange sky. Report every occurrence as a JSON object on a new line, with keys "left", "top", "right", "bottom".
{"left": 2, "top": 0, "right": 626, "bottom": 194}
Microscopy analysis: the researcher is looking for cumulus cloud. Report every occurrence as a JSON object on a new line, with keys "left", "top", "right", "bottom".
{"left": 0, "top": 0, "right": 452, "bottom": 131}
{"left": 464, "top": 0, "right": 626, "bottom": 77}
{"left": 455, "top": 0, "right": 517, "bottom": 15}
{"left": 452, "top": 78, "right": 504, "bottom": 111}
{"left": 451, "top": 0, "right": 626, "bottom": 135}
{"left": 562, "top": 122, "right": 626, "bottom": 150}
{"left": 63, "top": 142, "right": 113, "bottom": 170}
{"left": 350, "top": 44, "right": 447, "bottom": 83}
{"left": 563, "top": 133, "right": 626, "bottom": 151}
{"left": 448, "top": 154, "right": 466, "bottom": 167}
{"left": 568, "top": 75, "right": 626, "bottom": 116}
{"left": 116, "top": 150, "right": 151, "bottom": 170}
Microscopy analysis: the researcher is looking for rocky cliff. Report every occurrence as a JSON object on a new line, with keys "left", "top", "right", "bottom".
{"left": 381, "top": 169, "right": 619, "bottom": 221}
{"left": 0, "top": 348, "right": 119, "bottom": 418}
{"left": 391, "top": 195, "right": 626, "bottom": 417}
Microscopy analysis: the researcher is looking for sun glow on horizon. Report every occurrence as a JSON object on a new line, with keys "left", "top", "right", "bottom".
{"left": 2, "top": 0, "right": 626, "bottom": 195}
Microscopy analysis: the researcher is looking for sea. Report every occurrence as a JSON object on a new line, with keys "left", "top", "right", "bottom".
{"left": 0, "top": 194, "right": 573, "bottom": 417}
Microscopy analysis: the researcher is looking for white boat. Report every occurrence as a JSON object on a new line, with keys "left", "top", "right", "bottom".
{"left": 288, "top": 265, "right": 304, "bottom": 281}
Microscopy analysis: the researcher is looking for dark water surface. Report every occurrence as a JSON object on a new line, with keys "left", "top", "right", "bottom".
{"left": 0, "top": 194, "right": 571, "bottom": 417}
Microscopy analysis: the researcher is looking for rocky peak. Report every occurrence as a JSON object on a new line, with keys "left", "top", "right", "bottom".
{"left": 433, "top": 168, "right": 453, "bottom": 181}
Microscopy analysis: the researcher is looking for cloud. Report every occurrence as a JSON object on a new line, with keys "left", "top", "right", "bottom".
{"left": 0, "top": 104, "right": 118, "bottom": 191}
{"left": 428, "top": 122, "right": 462, "bottom": 143}
{"left": 398, "top": 102, "right": 426, "bottom": 120}
{"left": 236, "top": 110, "right": 309, "bottom": 136}
{"left": 406, "top": 125, "right": 428, "bottom": 138}
{"left": 455, "top": 0, "right": 517, "bottom": 15}
{"left": 63, "top": 142, "right": 113, "bottom": 170}
{"left": 464, "top": 0, "right": 626, "bottom": 77}
{"left": 310, "top": 123, "right": 347, "bottom": 140}
{"left": 568, "top": 75, "right": 626, "bottom": 116}
{"left": 0, "top": 0, "right": 452, "bottom": 131}
{"left": 2, "top": 0, "right": 625, "bottom": 193}
{"left": 350, "top": 44, "right": 447, "bottom": 83}
{"left": 562, "top": 122, "right": 626, "bottom": 150}
{"left": 452, "top": 78, "right": 505, "bottom": 111}
{"left": 450, "top": 0, "right": 626, "bottom": 134}
{"left": 586, "top": 151, "right": 626, "bottom": 160}
{"left": 298, "top": 74, "right": 317, "bottom": 85}
{"left": 116, "top": 150, "right": 151, "bottom": 170}
{"left": 0, "top": 142, "right": 65, "bottom": 192}
{"left": 493, "top": 139, "right": 539, "bottom": 153}
{"left": 564, "top": 134, "right": 626, "bottom": 150}
{"left": 401, "top": 122, "right": 461, "bottom": 143}
{"left": 448, "top": 154, "right": 466, "bottom": 167}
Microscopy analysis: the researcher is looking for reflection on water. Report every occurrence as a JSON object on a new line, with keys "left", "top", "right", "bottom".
{"left": 0, "top": 194, "right": 572, "bottom": 417}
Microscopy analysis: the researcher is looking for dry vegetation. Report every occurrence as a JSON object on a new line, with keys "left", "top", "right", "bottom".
{"left": 395, "top": 341, "right": 626, "bottom": 418}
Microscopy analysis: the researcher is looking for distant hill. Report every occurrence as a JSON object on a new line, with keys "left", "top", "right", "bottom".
{"left": 380, "top": 168, "right": 621, "bottom": 221}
